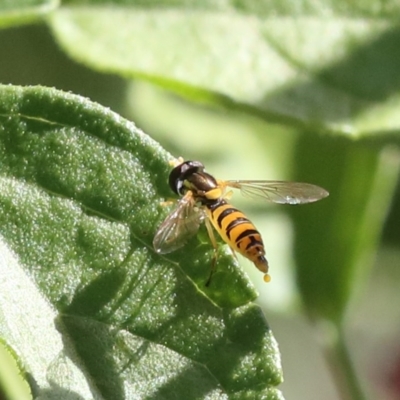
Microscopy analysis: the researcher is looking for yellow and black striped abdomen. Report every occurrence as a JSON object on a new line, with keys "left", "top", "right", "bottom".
{"left": 206, "top": 199, "right": 269, "bottom": 277}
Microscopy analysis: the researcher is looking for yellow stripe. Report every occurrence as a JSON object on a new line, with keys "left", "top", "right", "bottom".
{"left": 207, "top": 202, "right": 260, "bottom": 255}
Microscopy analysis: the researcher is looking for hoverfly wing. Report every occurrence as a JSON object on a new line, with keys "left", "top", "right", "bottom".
{"left": 225, "top": 180, "right": 329, "bottom": 205}
{"left": 153, "top": 194, "right": 205, "bottom": 254}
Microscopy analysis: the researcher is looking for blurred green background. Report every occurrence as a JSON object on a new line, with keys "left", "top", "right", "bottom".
{"left": 1, "top": 3, "right": 400, "bottom": 399}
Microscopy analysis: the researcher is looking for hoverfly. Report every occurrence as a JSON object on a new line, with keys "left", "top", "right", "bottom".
{"left": 153, "top": 159, "right": 328, "bottom": 285}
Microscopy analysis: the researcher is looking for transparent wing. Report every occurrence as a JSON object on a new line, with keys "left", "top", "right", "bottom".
{"left": 153, "top": 193, "right": 205, "bottom": 254}
{"left": 225, "top": 180, "right": 329, "bottom": 205}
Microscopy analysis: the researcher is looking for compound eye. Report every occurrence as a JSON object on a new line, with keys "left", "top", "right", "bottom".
{"left": 168, "top": 160, "right": 205, "bottom": 195}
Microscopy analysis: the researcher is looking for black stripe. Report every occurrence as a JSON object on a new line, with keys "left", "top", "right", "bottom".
{"left": 245, "top": 236, "right": 263, "bottom": 250}
{"left": 207, "top": 199, "right": 225, "bottom": 212}
{"left": 235, "top": 229, "right": 259, "bottom": 244}
{"left": 226, "top": 217, "right": 250, "bottom": 240}
{"left": 217, "top": 207, "right": 237, "bottom": 229}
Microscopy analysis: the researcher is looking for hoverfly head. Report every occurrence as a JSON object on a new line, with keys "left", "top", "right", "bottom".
{"left": 168, "top": 160, "right": 205, "bottom": 196}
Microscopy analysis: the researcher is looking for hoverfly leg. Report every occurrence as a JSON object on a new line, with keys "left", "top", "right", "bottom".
{"left": 229, "top": 246, "right": 238, "bottom": 261}
{"left": 160, "top": 199, "right": 175, "bottom": 207}
{"left": 205, "top": 256, "right": 217, "bottom": 287}
{"left": 205, "top": 218, "right": 218, "bottom": 287}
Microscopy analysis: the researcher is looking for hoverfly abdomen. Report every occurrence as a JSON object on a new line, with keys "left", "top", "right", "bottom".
{"left": 205, "top": 199, "right": 270, "bottom": 282}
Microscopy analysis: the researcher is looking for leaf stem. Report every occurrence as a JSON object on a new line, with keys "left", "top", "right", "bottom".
{"left": 319, "top": 321, "right": 367, "bottom": 400}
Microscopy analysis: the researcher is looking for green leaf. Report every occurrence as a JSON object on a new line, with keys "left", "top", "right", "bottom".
{"left": 290, "top": 135, "right": 400, "bottom": 323}
{"left": 0, "top": 85, "right": 283, "bottom": 399}
{"left": 49, "top": 2, "right": 400, "bottom": 137}
{"left": 0, "top": 237, "right": 98, "bottom": 399}
{"left": 0, "top": 0, "right": 58, "bottom": 28}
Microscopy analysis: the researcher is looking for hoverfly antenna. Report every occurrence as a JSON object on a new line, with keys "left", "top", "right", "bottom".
{"left": 168, "top": 160, "right": 205, "bottom": 195}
